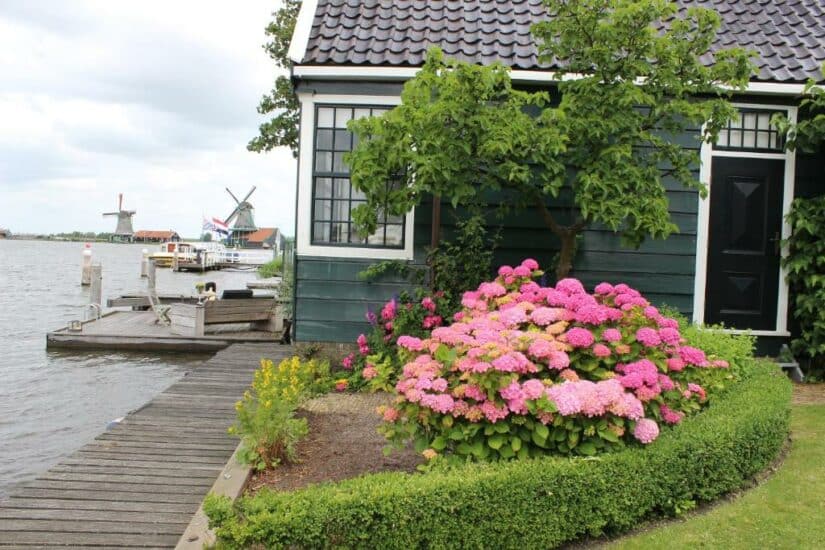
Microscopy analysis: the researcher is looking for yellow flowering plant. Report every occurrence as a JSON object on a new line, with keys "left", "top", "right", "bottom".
{"left": 231, "top": 356, "right": 333, "bottom": 470}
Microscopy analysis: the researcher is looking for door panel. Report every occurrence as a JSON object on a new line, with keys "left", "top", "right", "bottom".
{"left": 705, "top": 157, "right": 784, "bottom": 330}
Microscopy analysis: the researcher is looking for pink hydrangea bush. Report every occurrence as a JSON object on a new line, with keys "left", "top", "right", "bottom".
{"left": 345, "top": 289, "right": 452, "bottom": 392}
{"left": 379, "top": 259, "right": 735, "bottom": 461}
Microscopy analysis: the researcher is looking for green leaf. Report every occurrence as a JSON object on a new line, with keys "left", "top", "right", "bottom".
{"left": 488, "top": 434, "right": 505, "bottom": 450}
{"left": 578, "top": 441, "right": 597, "bottom": 456}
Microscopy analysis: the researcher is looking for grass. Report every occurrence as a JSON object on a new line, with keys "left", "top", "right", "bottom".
{"left": 609, "top": 403, "right": 825, "bottom": 549}
{"left": 257, "top": 257, "right": 283, "bottom": 278}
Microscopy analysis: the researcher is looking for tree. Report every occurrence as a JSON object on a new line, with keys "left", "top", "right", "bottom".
{"left": 201, "top": 232, "right": 213, "bottom": 242}
{"left": 348, "top": 0, "right": 752, "bottom": 279}
{"left": 248, "top": 0, "right": 301, "bottom": 157}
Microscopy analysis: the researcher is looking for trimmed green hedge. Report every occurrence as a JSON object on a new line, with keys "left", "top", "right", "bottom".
{"left": 205, "top": 364, "right": 791, "bottom": 549}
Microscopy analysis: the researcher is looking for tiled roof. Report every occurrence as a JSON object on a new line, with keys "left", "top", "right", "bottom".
{"left": 134, "top": 230, "right": 178, "bottom": 239}
{"left": 301, "top": 0, "right": 825, "bottom": 83}
{"left": 246, "top": 227, "right": 278, "bottom": 242}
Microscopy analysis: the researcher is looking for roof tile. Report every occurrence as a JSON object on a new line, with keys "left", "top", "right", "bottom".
{"left": 303, "top": 0, "right": 825, "bottom": 83}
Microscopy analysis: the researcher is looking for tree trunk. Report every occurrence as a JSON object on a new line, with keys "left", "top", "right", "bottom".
{"left": 556, "top": 230, "right": 577, "bottom": 280}
{"left": 533, "top": 196, "right": 585, "bottom": 281}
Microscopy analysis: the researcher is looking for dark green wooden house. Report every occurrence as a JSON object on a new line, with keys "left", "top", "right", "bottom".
{"left": 285, "top": 0, "right": 825, "bottom": 350}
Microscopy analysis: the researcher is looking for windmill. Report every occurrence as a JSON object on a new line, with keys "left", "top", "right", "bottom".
{"left": 103, "top": 193, "right": 136, "bottom": 242}
{"left": 224, "top": 186, "right": 257, "bottom": 245}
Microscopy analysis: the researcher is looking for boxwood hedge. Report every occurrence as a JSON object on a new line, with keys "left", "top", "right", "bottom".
{"left": 205, "top": 363, "right": 791, "bottom": 549}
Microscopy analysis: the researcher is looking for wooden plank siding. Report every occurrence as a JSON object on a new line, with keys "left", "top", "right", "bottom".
{"left": 0, "top": 343, "right": 293, "bottom": 549}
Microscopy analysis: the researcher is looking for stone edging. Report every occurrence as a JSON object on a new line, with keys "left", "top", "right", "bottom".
{"left": 175, "top": 443, "right": 252, "bottom": 549}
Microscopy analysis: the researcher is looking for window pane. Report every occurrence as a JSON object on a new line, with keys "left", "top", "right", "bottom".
{"left": 333, "top": 178, "right": 350, "bottom": 198}
{"left": 333, "top": 152, "right": 348, "bottom": 173}
{"left": 332, "top": 200, "right": 350, "bottom": 221}
{"left": 314, "top": 200, "right": 331, "bottom": 221}
{"left": 334, "top": 130, "right": 351, "bottom": 151}
{"left": 354, "top": 108, "right": 372, "bottom": 120}
{"left": 331, "top": 222, "right": 348, "bottom": 243}
{"left": 317, "top": 108, "right": 334, "bottom": 128}
{"left": 387, "top": 212, "right": 403, "bottom": 224}
{"left": 367, "top": 230, "right": 386, "bottom": 245}
{"left": 729, "top": 129, "right": 742, "bottom": 147}
{"left": 385, "top": 225, "right": 403, "bottom": 246}
{"left": 315, "top": 151, "right": 332, "bottom": 172}
{"left": 351, "top": 186, "right": 366, "bottom": 200}
{"left": 316, "top": 129, "right": 334, "bottom": 150}
{"left": 313, "top": 222, "right": 330, "bottom": 242}
{"left": 314, "top": 177, "right": 332, "bottom": 198}
{"left": 742, "top": 130, "right": 756, "bottom": 148}
{"left": 757, "top": 131, "right": 770, "bottom": 149}
{"left": 717, "top": 129, "right": 728, "bottom": 147}
{"left": 742, "top": 112, "right": 757, "bottom": 130}
{"left": 335, "top": 108, "right": 352, "bottom": 129}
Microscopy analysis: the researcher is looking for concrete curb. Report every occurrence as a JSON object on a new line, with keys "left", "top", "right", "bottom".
{"left": 175, "top": 443, "right": 251, "bottom": 549}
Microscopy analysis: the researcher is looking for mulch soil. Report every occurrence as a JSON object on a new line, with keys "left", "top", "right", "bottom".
{"left": 792, "top": 383, "right": 825, "bottom": 405}
{"left": 246, "top": 392, "right": 421, "bottom": 494}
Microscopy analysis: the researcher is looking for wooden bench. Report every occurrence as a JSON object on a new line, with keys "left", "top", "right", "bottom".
{"left": 169, "top": 298, "right": 284, "bottom": 337}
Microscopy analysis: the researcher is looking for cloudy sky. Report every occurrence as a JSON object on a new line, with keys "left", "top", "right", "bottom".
{"left": 0, "top": 1, "right": 295, "bottom": 237}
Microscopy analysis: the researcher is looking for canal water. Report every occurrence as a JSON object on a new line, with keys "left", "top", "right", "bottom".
{"left": 0, "top": 239, "right": 261, "bottom": 498}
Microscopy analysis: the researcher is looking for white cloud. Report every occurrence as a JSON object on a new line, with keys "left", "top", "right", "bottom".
{"left": 0, "top": 0, "right": 295, "bottom": 237}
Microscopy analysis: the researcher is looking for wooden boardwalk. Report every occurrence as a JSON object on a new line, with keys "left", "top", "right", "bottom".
{"left": 0, "top": 343, "right": 293, "bottom": 548}
{"left": 47, "top": 311, "right": 281, "bottom": 352}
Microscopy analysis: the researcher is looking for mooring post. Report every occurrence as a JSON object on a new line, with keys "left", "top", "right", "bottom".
{"left": 140, "top": 249, "right": 149, "bottom": 278}
{"left": 89, "top": 264, "right": 102, "bottom": 309}
{"left": 172, "top": 250, "right": 179, "bottom": 272}
{"left": 81, "top": 244, "right": 92, "bottom": 286}
{"left": 147, "top": 260, "right": 157, "bottom": 292}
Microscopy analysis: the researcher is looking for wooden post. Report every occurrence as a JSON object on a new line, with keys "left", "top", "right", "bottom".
{"left": 89, "top": 264, "right": 102, "bottom": 308}
{"left": 81, "top": 245, "right": 92, "bottom": 286}
{"left": 147, "top": 260, "right": 157, "bottom": 292}
{"left": 140, "top": 249, "right": 149, "bottom": 278}
{"left": 172, "top": 250, "right": 179, "bottom": 272}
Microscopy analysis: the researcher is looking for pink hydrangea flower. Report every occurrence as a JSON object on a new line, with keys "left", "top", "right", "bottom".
{"left": 342, "top": 353, "right": 354, "bottom": 370}
{"left": 602, "top": 328, "right": 622, "bottom": 343}
{"left": 635, "top": 327, "right": 662, "bottom": 347}
{"left": 513, "top": 265, "right": 532, "bottom": 277}
{"left": 362, "top": 365, "right": 378, "bottom": 380}
{"left": 498, "top": 265, "right": 514, "bottom": 276}
{"left": 383, "top": 407, "right": 399, "bottom": 422}
{"left": 679, "top": 346, "right": 708, "bottom": 366}
{"left": 659, "top": 404, "right": 683, "bottom": 425}
{"left": 593, "top": 343, "right": 611, "bottom": 357}
{"left": 594, "top": 282, "right": 614, "bottom": 295}
{"left": 548, "top": 350, "right": 571, "bottom": 370}
{"left": 666, "top": 357, "right": 685, "bottom": 372}
{"left": 633, "top": 418, "right": 660, "bottom": 444}
{"left": 479, "top": 282, "right": 507, "bottom": 298}
{"left": 421, "top": 297, "right": 436, "bottom": 312}
{"left": 565, "top": 327, "right": 595, "bottom": 348}
{"left": 397, "top": 335, "right": 425, "bottom": 351}
{"left": 357, "top": 334, "right": 367, "bottom": 346}
{"left": 521, "top": 258, "right": 540, "bottom": 271}
{"left": 530, "top": 307, "right": 563, "bottom": 326}
{"left": 522, "top": 379, "right": 546, "bottom": 400}
{"left": 658, "top": 327, "right": 681, "bottom": 346}
{"left": 556, "top": 278, "right": 586, "bottom": 295}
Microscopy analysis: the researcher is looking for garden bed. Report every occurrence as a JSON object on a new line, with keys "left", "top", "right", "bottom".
{"left": 245, "top": 393, "right": 421, "bottom": 494}
{"left": 205, "top": 363, "right": 791, "bottom": 549}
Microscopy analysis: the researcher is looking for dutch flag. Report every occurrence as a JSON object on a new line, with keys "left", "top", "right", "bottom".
{"left": 211, "top": 217, "right": 230, "bottom": 236}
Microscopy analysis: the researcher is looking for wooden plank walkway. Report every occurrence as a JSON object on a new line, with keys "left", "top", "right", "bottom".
{"left": 47, "top": 311, "right": 281, "bottom": 352}
{"left": 0, "top": 343, "right": 294, "bottom": 549}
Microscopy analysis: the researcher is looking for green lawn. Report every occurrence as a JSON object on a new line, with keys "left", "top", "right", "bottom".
{"left": 609, "top": 404, "right": 825, "bottom": 549}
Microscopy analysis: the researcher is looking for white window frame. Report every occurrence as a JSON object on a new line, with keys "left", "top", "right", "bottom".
{"left": 295, "top": 93, "right": 413, "bottom": 260}
{"left": 692, "top": 102, "right": 798, "bottom": 336}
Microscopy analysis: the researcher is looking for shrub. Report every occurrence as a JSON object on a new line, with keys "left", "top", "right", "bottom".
{"left": 784, "top": 195, "right": 825, "bottom": 379}
{"left": 382, "top": 260, "right": 735, "bottom": 462}
{"left": 343, "top": 289, "right": 452, "bottom": 392}
{"left": 230, "top": 356, "right": 332, "bottom": 470}
{"left": 204, "top": 363, "right": 791, "bottom": 549}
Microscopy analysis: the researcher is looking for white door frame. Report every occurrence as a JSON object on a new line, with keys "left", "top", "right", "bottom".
{"left": 692, "top": 102, "right": 798, "bottom": 337}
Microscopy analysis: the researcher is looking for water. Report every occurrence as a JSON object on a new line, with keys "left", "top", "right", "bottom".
{"left": 0, "top": 240, "right": 259, "bottom": 498}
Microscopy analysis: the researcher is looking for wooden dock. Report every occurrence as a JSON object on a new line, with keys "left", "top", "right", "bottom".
{"left": 47, "top": 311, "right": 281, "bottom": 352}
{"left": 0, "top": 343, "right": 292, "bottom": 548}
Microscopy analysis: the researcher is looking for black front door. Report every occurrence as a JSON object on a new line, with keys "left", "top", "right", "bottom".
{"left": 705, "top": 157, "right": 784, "bottom": 330}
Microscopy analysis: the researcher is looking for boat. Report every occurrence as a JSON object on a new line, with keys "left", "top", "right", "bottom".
{"left": 148, "top": 241, "right": 226, "bottom": 270}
